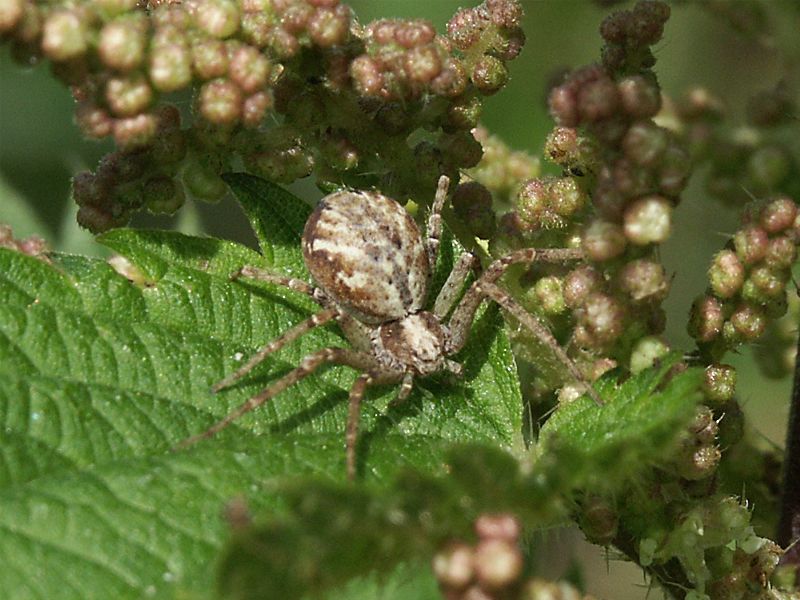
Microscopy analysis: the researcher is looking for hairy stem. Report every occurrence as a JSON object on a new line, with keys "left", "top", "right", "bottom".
{"left": 777, "top": 328, "right": 800, "bottom": 565}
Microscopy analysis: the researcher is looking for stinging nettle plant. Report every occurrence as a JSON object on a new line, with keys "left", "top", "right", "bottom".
{"left": 0, "top": 1, "right": 798, "bottom": 599}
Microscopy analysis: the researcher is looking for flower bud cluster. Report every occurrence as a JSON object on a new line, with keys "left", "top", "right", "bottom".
{"left": 516, "top": 176, "right": 589, "bottom": 231}
{"left": 499, "top": 1, "right": 687, "bottom": 369}
{"left": 675, "top": 84, "right": 800, "bottom": 206}
{"left": 671, "top": 404, "right": 721, "bottom": 481}
{"left": 72, "top": 104, "right": 196, "bottom": 230}
{"left": 549, "top": 3, "right": 683, "bottom": 209}
{"left": 689, "top": 196, "right": 798, "bottom": 357}
{"left": 0, "top": 224, "right": 50, "bottom": 262}
{"left": 707, "top": 541, "right": 785, "bottom": 600}
{"left": 2, "top": 0, "right": 525, "bottom": 232}
{"left": 650, "top": 496, "right": 782, "bottom": 597}
{"left": 352, "top": 19, "right": 457, "bottom": 100}
{"left": 467, "top": 126, "right": 540, "bottom": 205}
{"left": 433, "top": 512, "right": 599, "bottom": 600}
{"left": 433, "top": 513, "right": 525, "bottom": 599}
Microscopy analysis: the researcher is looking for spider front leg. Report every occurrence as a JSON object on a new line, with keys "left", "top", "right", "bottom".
{"left": 444, "top": 247, "right": 603, "bottom": 406}
{"left": 177, "top": 347, "right": 381, "bottom": 450}
{"left": 425, "top": 175, "right": 451, "bottom": 274}
{"left": 433, "top": 252, "right": 478, "bottom": 319}
{"left": 212, "top": 308, "right": 340, "bottom": 392}
{"left": 233, "top": 265, "right": 372, "bottom": 354}
{"left": 479, "top": 281, "right": 602, "bottom": 406}
{"left": 232, "top": 265, "right": 327, "bottom": 305}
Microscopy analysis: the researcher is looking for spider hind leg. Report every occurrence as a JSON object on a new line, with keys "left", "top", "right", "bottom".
{"left": 177, "top": 347, "right": 380, "bottom": 450}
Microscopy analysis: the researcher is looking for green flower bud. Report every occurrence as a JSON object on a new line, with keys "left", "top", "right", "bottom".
{"left": 577, "top": 292, "right": 625, "bottom": 348}
{"left": 623, "top": 195, "right": 672, "bottom": 245}
{"left": 182, "top": 160, "right": 227, "bottom": 201}
{"left": 432, "top": 543, "right": 474, "bottom": 590}
{"left": 623, "top": 121, "right": 668, "bottom": 167}
{"left": 764, "top": 236, "right": 797, "bottom": 270}
{"left": 760, "top": 197, "right": 797, "bottom": 234}
{"left": 728, "top": 303, "right": 766, "bottom": 342}
{"left": 473, "top": 538, "right": 523, "bottom": 590}
{"left": 579, "top": 496, "right": 618, "bottom": 546}
{"left": 563, "top": 265, "right": 603, "bottom": 309}
{"left": 618, "top": 258, "right": 669, "bottom": 303}
{"left": 702, "top": 364, "right": 736, "bottom": 406}
{"left": 533, "top": 276, "right": 566, "bottom": 315}
{"left": 688, "top": 295, "right": 724, "bottom": 343}
{"left": 199, "top": 78, "right": 243, "bottom": 125}
{"left": 709, "top": 250, "right": 744, "bottom": 299}
{"left": 472, "top": 55, "right": 508, "bottom": 96}
{"left": 228, "top": 45, "right": 271, "bottom": 93}
{"left": 150, "top": 43, "right": 193, "bottom": 92}
{"left": 582, "top": 219, "right": 627, "bottom": 261}
{"left": 630, "top": 336, "right": 670, "bottom": 373}
{"left": 733, "top": 225, "right": 769, "bottom": 265}
{"left": 192, "top": 39, "right": 229, "bottom": 80}
{"left": 195, "top": 0, "right": 240, "bottom": 38}
{"left": 42, "top": 9, "right": 88, "bottom": 62}
{"left": 403, "top": 44, "right": 442, "bottom": 84}
{"left": 0, "top": 0, "right": 24, "bottom": 34}
{"left": 145, "top": 175, "right": 185, "bottom": 214}
{"left": 106, "top": 73, "right": 153, "bottom": 117}
{"left": 99, "top": 17, "right": 146, "bottom": 72}
{"left": 113, "top": 113, "right": 158, "bottom": 150}
{"left": 617, "top": 74, "right": 661, "bottom": 119}
{"left": 307, "top": 6, "right": 350, "bottom": 47}
{"left": 474, "top": 513, "right": 520, "bottom": 542}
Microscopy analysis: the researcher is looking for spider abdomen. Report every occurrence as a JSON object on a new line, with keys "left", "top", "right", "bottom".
{"left": 302, "top": 189, "right": 430, "bottom": 324}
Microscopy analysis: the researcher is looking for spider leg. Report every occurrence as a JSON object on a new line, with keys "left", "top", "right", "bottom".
{"left": 479, "top": 281, "right": 603, "bottom": 406}
{"left": 233, "top": 265, "right": 372, "bottom": 353}
{"left": 178, "top": 347, "right": 381, "bottom": 450}
{"left": 433, "top": 252, "right": 478, "bottom": 319}
{"left": 345, "top": 369, "right": 405, "bottom": 480}
{"left": 233, "top": 265, "right": 327, "bottom": 305}
{"left": 425, "top": 175, "right": 451, "bottom": 274}
{"left": 212, "top": 308, "right": 340, "bottom": 393}
{"left": 446, "top": 247, "right": 583, "bottom": 354}
{"left": 396, "top": 371, "right": 414, "bottom": 402}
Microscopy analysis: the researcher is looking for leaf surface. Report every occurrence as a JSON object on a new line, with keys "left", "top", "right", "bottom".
{"left": 0, "top": 174, "right": 522, "bottom": 599}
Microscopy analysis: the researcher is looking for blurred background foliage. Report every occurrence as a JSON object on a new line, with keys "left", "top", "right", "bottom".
{"left": 1, "top": 1, "right": 798, "bottom": 597}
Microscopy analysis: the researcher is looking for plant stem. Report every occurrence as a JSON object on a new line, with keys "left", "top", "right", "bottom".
{"left": 777, "top": 326, "right": 800, "bottom": 568}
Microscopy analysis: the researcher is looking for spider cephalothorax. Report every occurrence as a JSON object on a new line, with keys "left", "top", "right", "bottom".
{"left": 180, "top": 176, "right": 600, "bottom": 479}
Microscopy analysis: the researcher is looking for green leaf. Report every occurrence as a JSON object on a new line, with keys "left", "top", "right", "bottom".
{"left": 536, "top": 357, "right": 703, "bottom": 492}
{"left": 0, "top": 174, "right": 522, "bottom": 599}
{"left": 321, "top": 563, "right": 438, "bottom": 600}
{"left": 215, "top": 365, "right": 702, "bottom": 600}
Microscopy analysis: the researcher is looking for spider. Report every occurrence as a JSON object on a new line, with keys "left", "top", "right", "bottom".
{"left": 179, "top": 176, "right": 601, "bottom": 479}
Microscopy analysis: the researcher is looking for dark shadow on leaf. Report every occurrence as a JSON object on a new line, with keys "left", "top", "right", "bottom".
{"left": 267, "top": 388, "right": 349, "bottom": 436}
{"left": 355, "top": 385, "right": 426, "bottom": 478}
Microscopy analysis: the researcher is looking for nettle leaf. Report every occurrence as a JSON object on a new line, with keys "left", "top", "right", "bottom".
{"left": 536, "top": 357, "right": 703, "bottom": 492}
{"left": 0, "top": 174, "right": 522, "bottom": 599}
{"left": 215, "top": 364, "right": 702, "bottom": 600}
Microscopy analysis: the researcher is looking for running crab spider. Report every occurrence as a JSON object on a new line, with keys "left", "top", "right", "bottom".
{"left": 178, "top": 176, "right": 602, "bottom": 479}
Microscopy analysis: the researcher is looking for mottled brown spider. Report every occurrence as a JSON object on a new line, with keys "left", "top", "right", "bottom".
{"left": 179, "top": 176, "right": 601, "bottom": 479}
